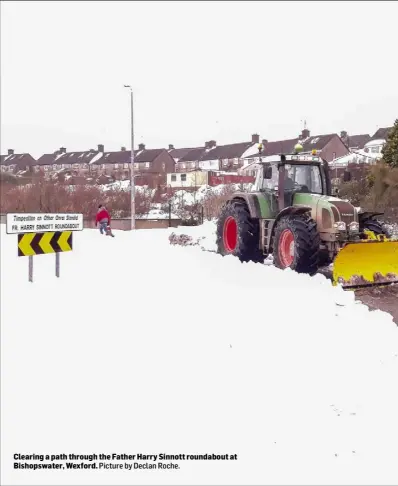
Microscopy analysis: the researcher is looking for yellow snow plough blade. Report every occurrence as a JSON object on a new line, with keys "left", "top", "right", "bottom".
{"left": 333, "top": 239, "right": 398, "bottom": 289}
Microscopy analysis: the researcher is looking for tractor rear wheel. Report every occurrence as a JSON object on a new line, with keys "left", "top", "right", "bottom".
{"left": 216, "top": 199, "right": 264, "bottom": 263}
{"left": 273, "top": 214, "right": 320, "bottom": 274}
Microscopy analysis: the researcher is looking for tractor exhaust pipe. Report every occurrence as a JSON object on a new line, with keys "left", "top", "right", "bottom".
{"left": 278, "top": 161, "right": 286, "bottom": 212}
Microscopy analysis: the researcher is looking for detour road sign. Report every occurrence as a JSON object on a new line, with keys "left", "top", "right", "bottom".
{"left": 18, "top": 231, "right": 73, "bottom": 257}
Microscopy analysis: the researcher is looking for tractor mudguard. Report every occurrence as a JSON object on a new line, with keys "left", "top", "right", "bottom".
{"left": 268, "top": 205, "right": 312, "bottom": 252}
{"left": 229, "top": 193, "right": 263, "bottom": 219}
{"left": 357, "top": 211, "right": 384, "bottom": 221}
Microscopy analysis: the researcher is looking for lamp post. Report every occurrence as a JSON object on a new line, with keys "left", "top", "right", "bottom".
{"left": 124, "top": 85, "right": 135, "bottom": 230}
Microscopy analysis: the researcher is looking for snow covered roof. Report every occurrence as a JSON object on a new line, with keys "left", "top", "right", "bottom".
{"left": 200, "top": 142, "right": 255, "bottom": 162}
{"left": 36, "top": 150, "right": 98, "bottom": 166}
{"left": 0, "top": 153, "right": 36, "bottom": 167}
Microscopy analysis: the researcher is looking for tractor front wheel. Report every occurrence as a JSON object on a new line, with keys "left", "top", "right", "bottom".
{"left": 216, "top": 199, "right": 264, "bottom": 263}
{"left": 273, "top": 215, "right": 320, "bottom": 274}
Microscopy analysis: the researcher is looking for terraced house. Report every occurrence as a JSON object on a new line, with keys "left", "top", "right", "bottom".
{"left": 34, "top": 143, "right": 175, "bottom": 187}
{"left": 0, "top": 149, "right": 36, "bottom": 174}
{"left": 34, "top": 146, "right": 104, "bottom": 178}
{"left": 92, "top": 144, "right": 175, "bottom": 186}
{"left": 170, "top": 134, "right": 263, "bottom": 173}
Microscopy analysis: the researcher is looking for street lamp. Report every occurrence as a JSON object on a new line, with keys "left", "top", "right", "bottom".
{"left": 124, "top": 84, "right": 135, "bottom": 230}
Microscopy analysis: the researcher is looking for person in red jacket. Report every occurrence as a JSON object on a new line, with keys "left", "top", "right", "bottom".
{"left": 95, "top": 204, "right": 112, "bottom": 235}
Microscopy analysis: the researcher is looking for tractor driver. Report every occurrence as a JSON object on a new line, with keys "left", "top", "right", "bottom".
{"left": 284, "top": 168, "right": 295, "bottom": 191}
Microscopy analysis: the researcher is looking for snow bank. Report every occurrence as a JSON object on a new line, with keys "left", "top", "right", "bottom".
{"left": 169, "top": 184, "right": 253, "bottom": 209}
{"left": 1, "top": 224, "right": 398, "bottom": 485}
{"left": 137, "top": 209, "right": 180, "bottom": 220}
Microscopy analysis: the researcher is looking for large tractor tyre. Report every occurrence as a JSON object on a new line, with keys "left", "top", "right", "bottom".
{"left": 273, "top": 214, "right": 320, "bottom": 275}
{"left": 216, "top": 200, "right": 264, "bottom": 263}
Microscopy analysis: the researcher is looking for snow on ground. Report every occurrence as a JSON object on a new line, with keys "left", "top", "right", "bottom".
{"left": 169, "top": 183, "right": 253, "bottom": 208}
{"left": 1, "top": 224, "right": 398, "bottom": 486}
{"left": 137, "top": 209, "right": 180, "bottom": 220}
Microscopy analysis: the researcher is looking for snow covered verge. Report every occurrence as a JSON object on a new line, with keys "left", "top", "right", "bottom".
{"left": 1, "top": 224, "right": 398, "bottom": 486}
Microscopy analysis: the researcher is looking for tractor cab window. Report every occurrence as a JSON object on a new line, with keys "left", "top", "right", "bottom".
{"left": 256, "top": 164, "right": 279, "bottom": 191}
{"left": 285, "top": 164, "right": 322, "bottom": 194}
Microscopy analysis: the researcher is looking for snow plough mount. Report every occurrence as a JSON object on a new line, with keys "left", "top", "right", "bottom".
{"left": 216, "top": 149, "right": 398, "bottom": 289}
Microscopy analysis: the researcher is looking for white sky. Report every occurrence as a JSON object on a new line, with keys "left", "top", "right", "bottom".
{"left": 1, "top": 0, "right": 398, "bottom": 158}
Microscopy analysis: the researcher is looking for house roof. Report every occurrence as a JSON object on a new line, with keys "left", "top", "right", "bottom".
{"left": 200, "top": 141, "right": 254, "bottom": 161}
{"left": 370, "top": 127, "right": 392, "bottom": 141}
{"left": 36, "top": 151, "right": 99, "bottom": 166}
{"left": 169, "top": 148, "right": 199, "bottom": 160}
{"left": 93, "top": 148, "right": 167, "bottom": 165}
{"left": 98, "top": 151, "right": 132, "bottom": 165}
{"left": 0, "top": 153, "right": 36, "bottom": 166}
{"left": 178, "top": 147, "right": 208, "bottom": 163}
{"left": 258, "top": 138, "right": 299, "bottom": 156}
{"left": 244, "top": 133, "right": 341, "bottom": 158}
{"left": 135, "top": 149, "right": 165, "bottom": 163}
{"left": 346, "top": 134, "right": 371, "bottom": 149}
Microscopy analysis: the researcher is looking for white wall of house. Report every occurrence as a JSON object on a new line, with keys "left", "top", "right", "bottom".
{"left": 363, "top": 138, "right": 386, "bottom": 155}
{"left": 167, "top": 171, "right": 208, "bottom": 188}
{"left": 198, "top": 159, "right": 220, "bottom": 171}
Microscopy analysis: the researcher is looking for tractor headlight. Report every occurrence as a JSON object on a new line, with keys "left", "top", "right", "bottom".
{"left": 349, "top": 221, "right": 359, "bottom": 232}
{"left": 334, "top": 221, "right": 346, "bottom": 231}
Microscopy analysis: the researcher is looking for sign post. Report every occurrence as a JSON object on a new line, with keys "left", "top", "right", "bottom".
{"left": 6, "top": 213, "right": 84, "bottom": 283}
{"left": 29, "top": 255, "right": 33, "bottom": 283}
{"left": 56, "top": 252, "right": 60, "bottom": 278}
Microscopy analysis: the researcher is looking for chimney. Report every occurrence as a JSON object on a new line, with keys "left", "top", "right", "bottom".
{"left": 251, "top": 134, "right": 260, "bottom": 144}
{"left": 301, "top": 128, "right": 310, "bottom": 139}
{"left": 7, "top": 149, "right": 14, "bottom": 155}
{"left": 340, "top": 131, "right": 348, "bottom": 138}
{"left": 208, "top": 140, "right": 216, "bottom": 149}
{"left": 262, "top": 139, "right": 268, "bottom": 145}
{"left": 138, "top": 143, "right": 145, "bottom": 151}
{"left": 121, "top": 146, "right": 126, "bottom": 152}
{"left": 168, "top": 144, "right": 174, "bottom": 150}
{"left": 59, "top": 147, "right": 67, "bottom": 154}
{"left": 98, "top": 144, "right": 104, "bottom": 153}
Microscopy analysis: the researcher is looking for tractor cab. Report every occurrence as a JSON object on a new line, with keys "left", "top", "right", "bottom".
{"left": 251, "top": 152, "right": 331, "bottom": 211}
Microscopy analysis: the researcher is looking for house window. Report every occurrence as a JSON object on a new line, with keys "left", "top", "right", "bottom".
{"left": 162, "top": 163, "right": 166, "bottom": 170}
{"left": 145, "top": 162, "right": 150, "bottom": 168}
{"left": 101, "top": 164, "right": 106, "bottom": 169}
{"left": 371, "top": 146, "right": 380, "bottom": 153}
{"left": 114, "top": 163, "right": 119, "bottom": 169}
{"left": 171, "top": 175, "right": 177, "bottom": 182}
{"left": 181, "top": 174, "right": 187, "bottom": 182}
{"left": 123, "top": 163, "right": 128, "bottom": 169}
{"left": 233, "top": 158, "right": 239, "bottom": 165}
{"left": 134, "top": 163, "right": 139, "bottom": 169}
{"left": 332, "top": 152, "right": 336, "bottom": 160}
{"left": 311, "top": 137, "right": 320, "bottom": 144}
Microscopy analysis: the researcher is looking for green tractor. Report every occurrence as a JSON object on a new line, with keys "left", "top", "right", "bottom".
{"left": 216, "top": 149, "right": 398, "bottom": 288}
